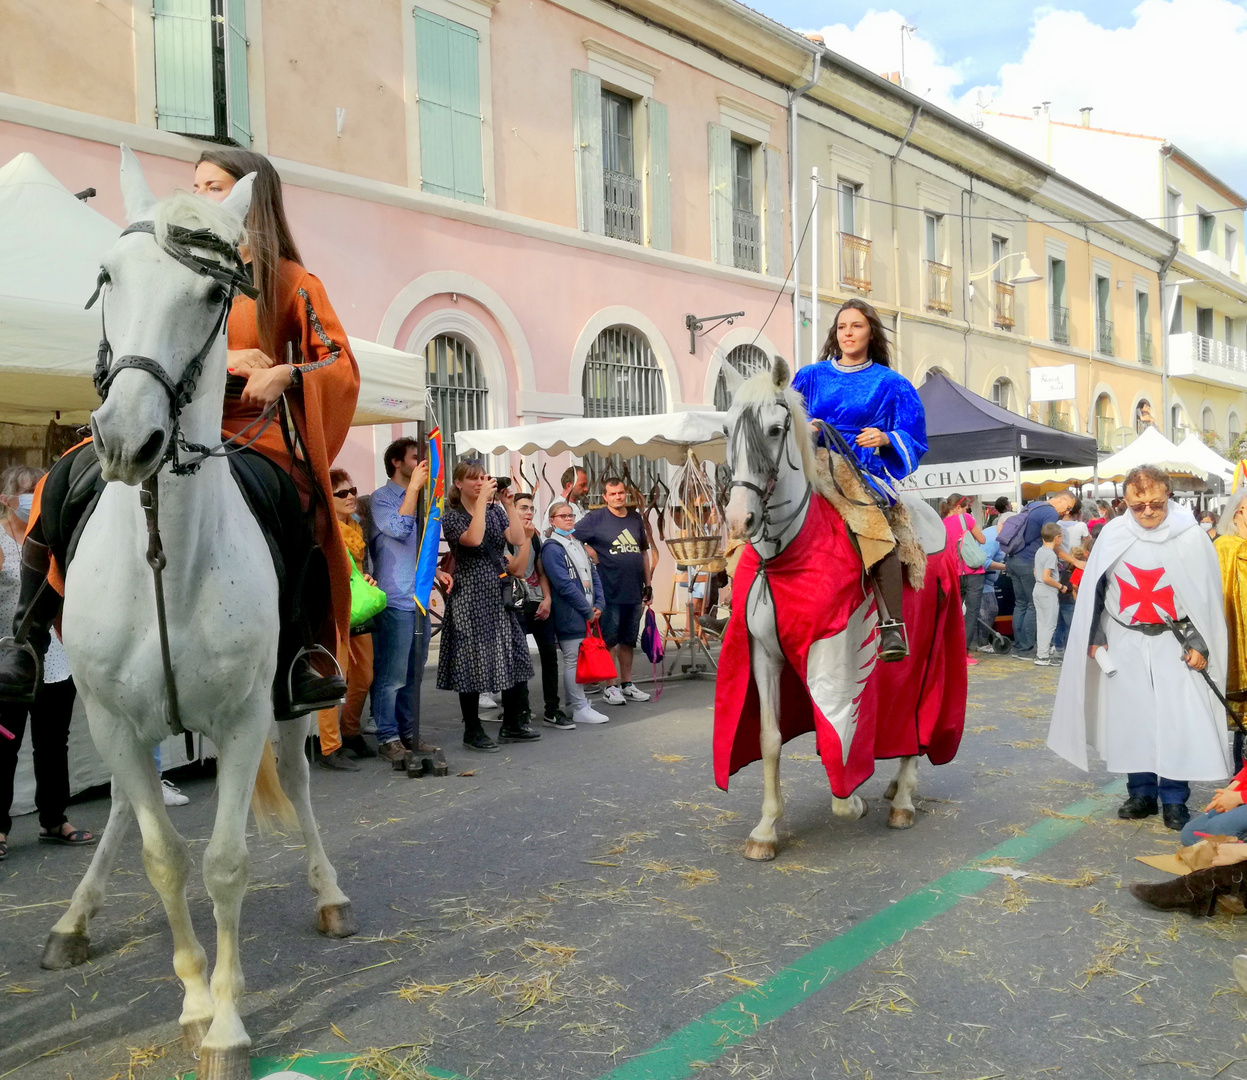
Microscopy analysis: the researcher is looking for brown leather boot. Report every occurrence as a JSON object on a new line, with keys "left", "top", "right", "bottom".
{"left": 1129, "top": 864, "right": 1247, "bottom": 917}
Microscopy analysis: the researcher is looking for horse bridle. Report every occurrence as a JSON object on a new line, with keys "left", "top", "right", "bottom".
{"left": 728, "top": 397, "right": 810, "bottom": 549}
{"left": 86, "top": 220, "right": 264, "bottom": 477}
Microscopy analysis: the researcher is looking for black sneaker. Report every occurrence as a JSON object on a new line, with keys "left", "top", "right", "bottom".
{"left": 1162, "top": 803, "right": 1191, "bottom": 831}
{"left": 317, "top": 748, "right": 360, "bottom": 772}
{"left": 464, "top": 730, "right": 500, "bottom": 753}
{"left": 498, "top": 723, "right": 541, "bottom": 743}
{"left": 1118, "top": 795, "right": 1159, "bottom": 819}
{"left": 543, "top": 712, "right": 576, "bottom": 730}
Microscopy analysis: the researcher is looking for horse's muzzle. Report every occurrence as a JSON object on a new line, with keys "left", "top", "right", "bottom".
{"left": 91, "top": 391, "right": 170, "bottom": 485}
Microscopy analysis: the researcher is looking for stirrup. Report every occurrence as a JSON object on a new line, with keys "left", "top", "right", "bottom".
{"left": 0, "top": 636, "right": 42, "bottom": 705}
{"left": 285, "top": 644, "right": 347, "bottom": 712}
{"left": 877, "top": 620, "right": 909, "bottom": 663}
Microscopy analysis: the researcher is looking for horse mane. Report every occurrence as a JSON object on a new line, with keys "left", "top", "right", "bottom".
{"left": 731, "top": 371, "right": 817, "bottom": 483}
{"left": 152, "top": 189, "right": 247, "bottom": 257}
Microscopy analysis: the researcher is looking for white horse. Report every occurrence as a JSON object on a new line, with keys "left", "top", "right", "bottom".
{"left": 719, "top": 360, "right": 961, "bottom": 861}
{"left": 40, "top": 149, "right": 353, "bottom": 1080}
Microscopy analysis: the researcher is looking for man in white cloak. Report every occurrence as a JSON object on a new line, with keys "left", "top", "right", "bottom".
{"left": 1048, "top": 465, "right": 1230, "bottom": 831}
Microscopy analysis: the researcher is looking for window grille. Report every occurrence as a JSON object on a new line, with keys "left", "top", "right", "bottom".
{"left": 733, "top": 210, "right": 760, "bottom": 272}
{"left": 581, "top": 326, "right": 667, "bottom": 499}
{"left": 714, "top": 343, "right": 770, "bottom": 410}
{"left": 994, "top": 281, "right": 1015, "bottom": 329}
{"left": 425, "top": 334, "right": 489, "bottom": 481}
{"left": 925, "top": 261, "right": 952, "bottom": 315}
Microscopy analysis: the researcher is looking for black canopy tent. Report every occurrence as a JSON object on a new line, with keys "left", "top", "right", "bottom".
{"left": 917, "top": 372, "right": 1098, "bottom": 469}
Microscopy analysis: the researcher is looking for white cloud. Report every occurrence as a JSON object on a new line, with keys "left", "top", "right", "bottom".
{"left": 961, "top": 0, "right": 1247, "bottom": 193}
{"left": 810, "top": 9, "right": 964, "bottom": 105}
{"left": 810, "top": 1, "right": 1247, "bottom": 195}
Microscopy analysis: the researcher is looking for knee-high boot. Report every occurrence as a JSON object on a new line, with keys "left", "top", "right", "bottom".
{"left": 870, "top": 550, "right": 908, "bottom": 662}
{"left": 1130, "top": 863, "right": 1247, "bottom": 917}
{"left": 0, "top": 534, "right": 60, "bottom": 703}
{"left": 274, "top": 541, "right": 347, "bottom": 721}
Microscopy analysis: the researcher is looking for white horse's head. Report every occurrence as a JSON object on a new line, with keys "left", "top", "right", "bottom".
{"left": 89, "top": 147, "right": 254, "bottom": 484}
{"left": 724, "top": 357, "right": 815, "bottom": 540}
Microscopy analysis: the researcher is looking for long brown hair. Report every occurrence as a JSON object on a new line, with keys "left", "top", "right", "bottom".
{"left": 818, "top": 298, "right": 892, "bottom": 367}
{"left": 447, "top": 459, "right": 487, "bottom": 510}
{"left": 197, "top": 148, "right": 302, "bottom": 358}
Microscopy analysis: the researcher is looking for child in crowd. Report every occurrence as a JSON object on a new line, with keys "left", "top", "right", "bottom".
{"left": 1033, "top": 522, "right": 1069, "bottom": 667}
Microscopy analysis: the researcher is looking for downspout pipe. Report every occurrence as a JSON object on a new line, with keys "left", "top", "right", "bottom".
{"left": 789, "top": 49, "right": 822, "bottom": 365}
{"left": 1158, "top": 235, "right": 1181, "bottom": 443}
{"left": 889, "top": 105, "right": 922, "bottom": 376}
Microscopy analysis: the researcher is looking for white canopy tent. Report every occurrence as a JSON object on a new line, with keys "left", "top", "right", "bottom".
{"left": 1176, "top": 433, "right": 1236, "bottom": 485}
{"left": 1020, "top": 426, "right": 1215, "bottom": 492}
{"left": 455, "top": 410, "right": 729, "bottom": 465}
{"left": 0, "top": 152, "right": 423, "bottom": 427}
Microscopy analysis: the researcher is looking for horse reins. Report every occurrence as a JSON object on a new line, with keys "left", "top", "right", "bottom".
{"left": 728, "top": 399, "right": 810, "bottom": 553}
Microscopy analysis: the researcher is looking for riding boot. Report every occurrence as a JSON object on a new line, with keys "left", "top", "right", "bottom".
{"left": 0, "top": 536, "right": 59, "bottom": 704}
{"left": 1129, "top": 863, "right": 1247, "bottom": 917}
{"left": 870, "top": 550, "right": 908, "bottom": 663}
{"left": 273, "top": 543, "right": 347, "bottom": 722}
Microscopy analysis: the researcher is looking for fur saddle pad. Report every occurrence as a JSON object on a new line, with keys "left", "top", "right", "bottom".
{"left": 813, "top": 448, "right": 928, "bottom": 591}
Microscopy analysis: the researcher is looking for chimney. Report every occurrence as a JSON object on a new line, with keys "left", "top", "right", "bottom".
{"left": 1079, "top": 106, "right": 1093, "bottom": 127}
{"left": 804, "top": 32, "right": 825, "bottom": 44}
{"left": 1042, "top": 101, "right": 1051, "bottom": 113}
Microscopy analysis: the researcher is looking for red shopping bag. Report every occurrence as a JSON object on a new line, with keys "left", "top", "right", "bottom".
{"left": 576, "top": 621, "right": 618, "bottom": 684}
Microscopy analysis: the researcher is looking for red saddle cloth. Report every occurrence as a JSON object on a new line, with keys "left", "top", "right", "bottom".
{"left": 713, "top": 495, "right": 966, "bottom": 799}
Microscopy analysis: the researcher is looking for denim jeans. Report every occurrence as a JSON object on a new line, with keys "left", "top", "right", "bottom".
{"left": 557, "top": 636, "right": 590, "bottom": 713}
{"left": 371, "top": 607, "right": 430, "bottom": 747}
{"left": 1005, "top": 555, "right": 1037, "bottom": 653}
{"left": 1127, "top": 772, "right": 1191, "bottom": 806}
{"left": 1181, "top": 803, "right": 1247, "bottom": 845}
{"left": 959, "top": 574, "right": 985, "bottom": 651}
{"left": 1054, "top": 594, "right": 1075, "bottom": 651}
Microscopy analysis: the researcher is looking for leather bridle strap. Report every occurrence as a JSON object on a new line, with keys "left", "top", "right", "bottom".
{"left": 139, "top": 475, "right": 187, "bottom": 741}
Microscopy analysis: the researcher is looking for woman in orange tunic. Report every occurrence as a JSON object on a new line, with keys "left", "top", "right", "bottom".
{"left": 0, "top": 150, "right": 359, "bottom": 717}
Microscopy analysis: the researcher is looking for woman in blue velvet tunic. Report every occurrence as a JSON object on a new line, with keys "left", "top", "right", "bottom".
{"left": 792, "top": 298, "right": 928, "bottom": 661}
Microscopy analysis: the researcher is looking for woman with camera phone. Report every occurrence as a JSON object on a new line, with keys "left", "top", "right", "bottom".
{"left": 436, "top": 461, "right": 539, "bottom": 751}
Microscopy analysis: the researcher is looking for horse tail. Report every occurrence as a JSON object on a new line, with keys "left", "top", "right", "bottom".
{"left": 251, "top": 741, "right": 298, "bottom": 835}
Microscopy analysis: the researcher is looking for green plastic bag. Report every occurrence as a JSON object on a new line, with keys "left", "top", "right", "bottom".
{"left": 349, "top": 559, "right": 387, "bottom": 628}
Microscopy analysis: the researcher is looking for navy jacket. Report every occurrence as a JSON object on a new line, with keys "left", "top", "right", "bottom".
{"left": 541, "top": 538, "right": 605, "bottom": 640}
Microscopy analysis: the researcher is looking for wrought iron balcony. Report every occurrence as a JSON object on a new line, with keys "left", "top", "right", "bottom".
{"left": 993, "top": 281, "right": 1015, "bottom": 329}
{"left": 1050, "top": 305, "right": 1069, "bottom": 345}
{"left": 1138, "top": 330, "right": 1153, "bottom": 365}
{"left": 925, "top": 261, "right": 952, "bottom": 315}
{"left": 732, "top": 209, "right": 760, "bottom": 273}
{"left": 603, "top": 169, "right": 642, "bottom": 244}
{"left": 839, "top": 233, "right": 871, "bottom": 292}
{"left": 1097, "top": 319, "right": 1114, "bottom": 356}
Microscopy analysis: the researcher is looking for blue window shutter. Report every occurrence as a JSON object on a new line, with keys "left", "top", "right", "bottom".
{"left": 446, "top": 21, "right": 484, "bottom": 204}
{"left": 708, "top": 122, "right": 733, "bottom": 265}
{"left": 415, "top": 9, "right": 483, "bottom": 205}
{"left": 153, "top": 0, "right": 214, "bottom": 137}
{"left": 646, "top": 99, "right": 670, "bottom": 251}
{"left": 224, "top": 0, "right": 252, "bottom": 145}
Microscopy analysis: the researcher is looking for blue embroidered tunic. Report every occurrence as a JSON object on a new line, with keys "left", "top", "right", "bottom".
{"left": 791, "top": 359, "right": 928, "bottom": 503}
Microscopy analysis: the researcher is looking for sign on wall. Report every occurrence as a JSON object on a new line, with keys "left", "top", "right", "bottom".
{"left": 895, "top": 456, "right": 1016, "bottom": 499}
{"left": 1029, "top": 364, "right": 1076, "bottom": 403}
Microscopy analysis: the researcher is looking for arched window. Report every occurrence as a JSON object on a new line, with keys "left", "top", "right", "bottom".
{"left": 1094, "top": 394, "right": 1116, "bottom": 450}
{"left": 1230, "top": 411, "right": 1242, "bottom": 448}
{"left": 1135, "top": 399, "right": 1154, "bottom": 434}
{"left": 714, "top": 343, "right": 770, "bottom": 410}
{"left": 1202, "top": 406, "right": 1217, "bottom": 436}
{"left": 582, "top": 326, "right": 667, "bottom": 496}
{"left": 1171, "top": 404, "right": 1188, "bottom": 441}
{"left": 923, "top": 367, "right": 948, "bottom": 383}
{"left": 990, "top": 377, "right": 1015, "bottom": 413}
{"left": 425, "top": 334, "right": 489, "bottom": 478}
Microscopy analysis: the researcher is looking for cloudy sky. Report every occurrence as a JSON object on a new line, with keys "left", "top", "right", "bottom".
{"left": 749, "top": 0, "right": 1247, "bottom": 199}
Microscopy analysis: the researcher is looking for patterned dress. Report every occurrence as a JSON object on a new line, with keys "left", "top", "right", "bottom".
{"left": 436, "top": 503, "right": 533, "bottom": 693}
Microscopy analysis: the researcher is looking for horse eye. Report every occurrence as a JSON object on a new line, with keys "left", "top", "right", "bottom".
{"left": 207, "top": 284, "right": 228, "bottom": 305}
{"left": 767, "top": 425, "right": 783, "bottom": 438}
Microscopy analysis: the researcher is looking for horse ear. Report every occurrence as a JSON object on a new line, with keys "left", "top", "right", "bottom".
{"left": 771, "top": 356, "right": 791, "bottom": 390}
{"left": 119, "top": 145, "right": 157, "bottom": 224}
{"left": 219, "top": 172, "right": 256, "bottom": 229}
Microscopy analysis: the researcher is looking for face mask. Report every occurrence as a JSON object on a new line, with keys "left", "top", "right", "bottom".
{"left": 16, "top": 493, "right": 33, "bottom": 518}
{"left": 554, "top": 526, "right": 575, "bottom": 537}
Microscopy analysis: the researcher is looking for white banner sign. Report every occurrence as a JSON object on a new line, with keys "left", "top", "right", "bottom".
{"left": 1029, "top": 364, "right": 1076, "bottom": 403}
{"left": 896, "top": 456, "right": 1016, "bottom": 499}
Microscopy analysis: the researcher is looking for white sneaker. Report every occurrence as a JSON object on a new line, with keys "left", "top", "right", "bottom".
{"left": 621, "top": 682, "right": 650, "bottom": 701}
{"left": 977, "top": 644, "right": 995, "bottom": 653}
{"left": 573, "top": 705, "right": 610, "bottom": 724}
{"left": 161, "top": 780, "right": 189, "bottom": 807}
{"left": 602, "top": 685, "right": 626, "bottom": 706}
{"left": 479, "top": 693, "right": 500, "bottom": 710}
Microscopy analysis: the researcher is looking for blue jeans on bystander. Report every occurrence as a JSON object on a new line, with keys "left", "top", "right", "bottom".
{"left": 372, "top": 607, "right": 430, "bottom": 748}
{"left": 1127, "top": 772, "right": 1190, "bottom": 806}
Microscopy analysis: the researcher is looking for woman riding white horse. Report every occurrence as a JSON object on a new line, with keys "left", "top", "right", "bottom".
{"left": 36, "top": 150, "right": 355, "bottom": 1080}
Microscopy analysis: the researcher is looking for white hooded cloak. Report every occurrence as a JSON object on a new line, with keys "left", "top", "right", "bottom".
{"left": 1046, "top": 501, "right": 1231, "bottom": 779}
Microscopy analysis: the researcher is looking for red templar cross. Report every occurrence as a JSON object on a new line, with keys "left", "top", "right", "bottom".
{"left": 1116, "top": 563, "right": 1177, "bottom": 624}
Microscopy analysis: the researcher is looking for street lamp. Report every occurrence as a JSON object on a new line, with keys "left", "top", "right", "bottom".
{"left": 967, "top": 252, "right": 1042, "bottom": 302}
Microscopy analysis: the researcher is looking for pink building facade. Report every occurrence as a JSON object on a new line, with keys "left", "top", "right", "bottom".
{"left": 1, "top": 0, "right": 797, "bottom": 493}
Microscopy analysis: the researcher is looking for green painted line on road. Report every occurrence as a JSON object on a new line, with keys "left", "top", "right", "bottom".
{"left": 177, "top": 1051, "right": 466, "bottom": 1078}
{"left": 598, "top": 780, "right": 1126, "bottom": 1080}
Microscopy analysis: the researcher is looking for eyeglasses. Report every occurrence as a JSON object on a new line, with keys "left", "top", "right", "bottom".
{"left": 551, "top": 513, "right": 575, "bottom": 521}
{"left": 1126, "top": 499, "right": 1167, "bottom": 515}
{"left": 333, "top": 487, "right": 357, "bottom": 498}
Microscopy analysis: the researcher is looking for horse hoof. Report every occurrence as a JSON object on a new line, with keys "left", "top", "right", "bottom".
{"left": 743, "top": 839, "right": 777, "bottom": 861}
{"left": 181, "top": 1018, "right": 211, "bottom": 1054}
{"left": 887, "top": 808, "right": 916, "bottom": 830}
{"left": 883, "top": 780, "right": 898, "bottom": 800}
{"left": 197, "top": 1044, "right": 251, "bottom": 1080}
{"left": 40, "top": 930, "right": 90, "bottom": 970}
{"left": 317, "top": 901, "right": 357, "bottom": 938}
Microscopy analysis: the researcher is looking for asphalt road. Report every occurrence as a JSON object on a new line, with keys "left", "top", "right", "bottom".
{"left": 3, "top": 653, "right": 1247, "bottom": 1080}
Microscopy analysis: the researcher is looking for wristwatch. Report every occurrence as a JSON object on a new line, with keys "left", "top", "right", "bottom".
{"left": 286, "top": 363, "right": 303, "bottom": 389}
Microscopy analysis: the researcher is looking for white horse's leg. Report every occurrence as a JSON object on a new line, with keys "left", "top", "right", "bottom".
{"left": 42, "top": 778, "right": 134, "bottom": 969}
{"left": 886, "top": 756, "right": 919, "bottom": 830}
{"left": 83, "top": 723, "right": 214, "bottom": 1048}
{"left": 273, "top": 718, "right": 355, "bottom": 936}
{"left": 744, "top": 641, "right": 784, "bottom": 862}
{"left": 198, "top": 718, "right": 269, "bottom": 1080}
{"left": 831, "top": 792, "right": 868, "bottom": 819}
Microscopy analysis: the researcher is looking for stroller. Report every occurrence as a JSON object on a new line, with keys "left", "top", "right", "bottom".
{"left": 976, "top": 615, "right": 1013, "bottom": 654}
